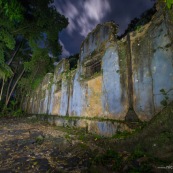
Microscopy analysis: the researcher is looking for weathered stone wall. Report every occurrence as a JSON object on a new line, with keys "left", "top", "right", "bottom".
{"left": 24, "top": 7, "right": 173, "bottom": 124}
{"left": 68, "top": 23, "right": 129, "bottom": 120}
{"left": 24, "top": 73, "right": 53, "bottom": 114}
{"left": 25, "top": 60, "right": 69, "bottom": 116}
{"left": 131, "top": 10, "right": 173, "bottom": 121}
{"left": 48, "top": 59, "right": 69, "bottom": 116}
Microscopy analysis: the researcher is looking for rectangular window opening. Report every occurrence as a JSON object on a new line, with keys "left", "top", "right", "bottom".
{"left": 85, "top": 61, "right": 101, "bottom": 78}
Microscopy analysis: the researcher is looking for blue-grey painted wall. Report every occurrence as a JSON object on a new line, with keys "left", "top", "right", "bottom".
{"left": 26, "top": 10, "right": 173, "bottom": 122}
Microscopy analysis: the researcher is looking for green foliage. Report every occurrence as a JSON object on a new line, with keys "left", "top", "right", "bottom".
{"left": 31, "top": 77, "right": 44, "bottom": 90}
{"left": 1, "top": 101, "right": 23, "bottom": 118}
{"left": 35, "top": 135, "right": 44, "bottom": 145}
{"left": 160, "top": 88, "right": 173, "bottom": 107}
{"left": 0, "top": 106, "right": 11, "bottom": 117}
{"left": 10, "top": 100, "right": 17, "bottom": 110}
{"left": 135, "top": 25, "right": 142, "bottom": 32}
{"left": 113, "top": 130, "right": 132, "bottom": 139}
{"left": 0, "top": 63, "right": 13, "bottom": 79}
{"left": 0, "top": 5, "right": 16, "bottom": 79}
{"left": 0, "top": 0, "right": 68, "bottom": 108}
{"left": 165, "top": 0, "right": 173, "bottom": 9}
{"left": 1, "top": 0, "right": 24, "bottom": 22}
{"left": 0, "top": 28, "right": 15, "bottom": 50}
{"left": 12, "top": 108, "right": 23, "bottom": 117}
{"left": 19, "top": 45, "right": 52, "bottom": 92}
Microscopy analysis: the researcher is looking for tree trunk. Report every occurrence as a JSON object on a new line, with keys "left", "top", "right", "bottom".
{"left": 5, "top": 63, "right": 19, "bottom": 104}
{"left": 12, "top": 25, "right": 31, "bottom": 34}
{"left": 5, "top": 68, "right": 25, "bottom": 106}
{"left": 5, "top": 76, "right": 14, "bottom": 104}
{"left": 0, "top": 78, "right": 5, "bottom": 101}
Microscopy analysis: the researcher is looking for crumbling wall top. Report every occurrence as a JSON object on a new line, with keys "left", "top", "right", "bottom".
{"left": 80, "top": 22, "right": 118, "bottom": 63}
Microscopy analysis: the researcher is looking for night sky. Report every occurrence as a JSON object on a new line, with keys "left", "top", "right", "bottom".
{"left": 54, "top": 0, "right": 156, "bottom": 57}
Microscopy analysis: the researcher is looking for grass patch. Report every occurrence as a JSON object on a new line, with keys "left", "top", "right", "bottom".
{"left": 112, "top": 130, "right": 133, "bottom": 139}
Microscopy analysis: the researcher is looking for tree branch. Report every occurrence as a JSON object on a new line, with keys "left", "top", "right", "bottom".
{"left": 5, "top": 68, "right": 25, "bottom": 106}
{"left": 7, "top": 40, "right": 24, "bottom": 65}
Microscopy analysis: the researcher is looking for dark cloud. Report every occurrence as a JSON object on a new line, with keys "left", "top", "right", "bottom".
{"left": 54, "top": 0, "right": 156, "bottom": 56}
{"left": 59, "top": 30, "right": 84, "bottom": 56}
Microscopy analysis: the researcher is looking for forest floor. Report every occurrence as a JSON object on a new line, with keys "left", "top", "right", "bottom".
{"left": 0, "top": 104, "right": 173, "bottom": 173}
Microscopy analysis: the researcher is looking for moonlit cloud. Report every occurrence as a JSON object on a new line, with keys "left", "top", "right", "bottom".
{"left": 62, "top": 2, "right": 79, "bottom": 34}
{"left": 55, "top": 0, "right": 111, "bottom": 37}
{"left": 55, "top": 1, "right": 79, "bottom": 35}
{"left": 54, "top": 0, "right": 156, "bottom": 55}
{"left": 59, "top": 40, "right": 70, "bottom": 57}
{"left": 78, "top": 0, "right": 110, "bottom": 36}
{"left": 84, "top": 0, "right": 110, "bottom": 21}
{"left": 77, "top": 16, "right": 93, "bottom": 37}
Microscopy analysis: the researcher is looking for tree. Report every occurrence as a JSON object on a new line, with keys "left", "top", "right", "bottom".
{"left": 17, "top": 43, "right": 53, "bottom": 107}
{"left": 0, "top": 0, "right": 68, "bottom": 108}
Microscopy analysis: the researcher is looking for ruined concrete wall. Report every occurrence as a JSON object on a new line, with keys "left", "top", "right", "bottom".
{"left": 26, "top": 59, "right": 69, "bottom": 116}
{"left": 68, "top": 23, "right": 129, "bottom": 120}
{"left": 68, "top": 67, "right": 87, "bottom": 116}
{"left": 101, "top": 44, "right": 129, "bottom": 119}
{"left": 24, "top": 7, "right": 173, "bottom": 122}
{"left": 26, "top": 73, "right": 53, "bottom": 114}
{"left": 84, "top": 76, "right": 102, "bottom": 117}
{"left": 131, "top": 10, "right": 173, "bottom": 121}
{"left": 48, "top": 59, "right": 69, "bottom": 116}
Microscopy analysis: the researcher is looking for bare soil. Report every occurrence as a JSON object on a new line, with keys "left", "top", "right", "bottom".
{"left": 0, "top": 118, "right": 94, "bottom": 173}
{"left": 0, "top": 104, "right": 173, "bottom": 173}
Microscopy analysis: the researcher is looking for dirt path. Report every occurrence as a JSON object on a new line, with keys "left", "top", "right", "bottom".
{"left": 1, "top": 111, "right": 172, "bottom": 173}
{"left": 0, "top": 117, "right": 96, "bottom": 173}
